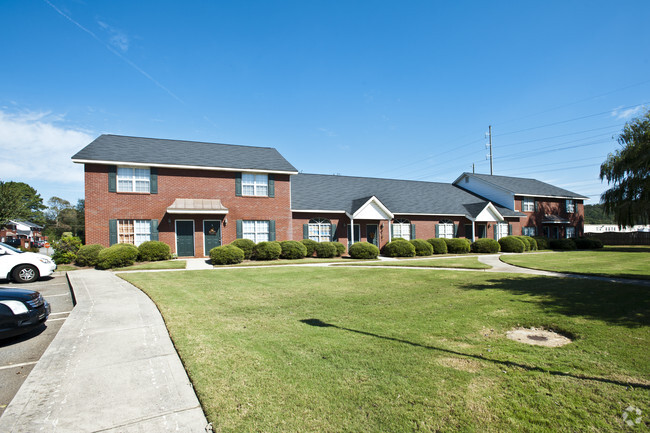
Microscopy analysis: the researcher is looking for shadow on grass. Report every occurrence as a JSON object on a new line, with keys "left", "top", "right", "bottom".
{"left": 460, "top": 275, "right": 649, "bottom": 328}
{"left": 300, "top": 318, "right": 649, "bottom": 390}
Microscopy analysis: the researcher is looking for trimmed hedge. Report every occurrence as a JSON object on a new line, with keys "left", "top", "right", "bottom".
{"left": 332, "top": 241, "right": 346, "bottom": 257}
{"left": 231, "top": 239, "right": 255, "bottom": 259}
{"left": 280, "top": 240, "right": 307, "bottom": 259}
{"left": 76, "top": 244, "right": 105, "bottom": 267}
{"left": 138, "top": 241, "right": 171, "bottom": 261}
{"left": 97, "top": 243, "right": 139, "bottom": 269}
{"left": 498, "top": 236, "right": 525, "bottom": 253}
{"left": 533, "top": 236, "right": 550, "bottom": 250}
{"left": 382, "top": 239, "right": 416, "bottom": 257}
{"left": 300, "top": 239, "right": 318, "bottom": 257}
{"left": 52, "top": 236, "right": 83, "bottom": 265}
{"left": 349, "top": 242, "right": 379, "bottom": 259}
{"left": 575, "top": 237, "right": 604, "bottom": 249}
{"left": 444, "top": 238, "right": 471, "bottom": 254}
{"left": 522, "top": 236, "right": 538, "bottom": 251}
{"left": 315, "top": 242, "right": 338, "bottom": 258}
{"left": 210, "top": 245, "right": 245, "bottom": 265}
{"left": 410, "top": 239, "right": 433, "bottom": 256}
{"left": 253, "top": 241, "right": 282, "bottom": 260}
{"left": 470, "top": 238, "right": 500, "bottom": 253}
{"left": 515, "top": 236, "right": 531, "bottom": 251}
{"left": 550, "top": 238, "right": 577, "bottom": 251}
{"left": 426, "top": 238, "right": 448, "bottom": 254}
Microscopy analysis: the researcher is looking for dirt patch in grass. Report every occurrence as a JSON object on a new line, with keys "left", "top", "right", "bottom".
{"left": 438, "top": 357, "right": 482, "bottom": 373}
{"left": 506, "top": 327, "right": 572, "bottom": 347}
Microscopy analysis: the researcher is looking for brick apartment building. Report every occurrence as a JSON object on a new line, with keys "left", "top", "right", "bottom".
{"left": 72, "top": 135, "right": 587, "bottom": 257}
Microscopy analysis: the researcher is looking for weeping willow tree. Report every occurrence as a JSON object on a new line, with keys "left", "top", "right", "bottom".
{"left": 600, "top": 109, "right": 650, "bottom": 227}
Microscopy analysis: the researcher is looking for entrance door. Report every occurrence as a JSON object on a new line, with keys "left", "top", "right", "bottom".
{"left": 366, "top": 224, "right": 378, "bottom": 247}
{"left": 203, "top": 220, "right": 221, "bottom": 255}
{"left": 175, "top": 220, "right": 195, "bottom": 257}
{"left": 477, "top": 224, "right": 487, "bottom": 239}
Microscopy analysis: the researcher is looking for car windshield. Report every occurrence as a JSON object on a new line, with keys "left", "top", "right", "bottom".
{"left": 0, "top": 242, "right": 24, "bottom": 254}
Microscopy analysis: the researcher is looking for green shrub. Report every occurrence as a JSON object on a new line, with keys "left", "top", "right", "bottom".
{"left": 53, "top": 251, "right": 77, "bottom": 264}
{"left": 138, "top": 241, "right": 171, "bottom": 261}
{"left": 20, "top": 246, "right": 40, "bottom": 253}
{"left": 349, "top": 242, "right": 379, "bottom": 259}
{"left": 498, "top": 236, "right": 525, "bottom": 253}
{"left": 444, "top": 238, "right": 471, "bottom": 254}
{"left": 97, "top": 243, "right": 139, "bottom": 269}
{"left": 382, "top": 239, "right": 416, "bottom": 257}
{"left": 523, "top": 236, "right": 538, "bottom": 251}
{"left": 210, "top": 245, "right": 245, "bottom": 265}
{"left": 231, "top": 239, "right": 255, "bottom": 259}
{"left": 76, "top": 244, "right": 105, "bottom": 267}
{"left": 280, "top": 240, "right": 307, "bottom": 259}
{"left": 315, "top": 242, "right": 338, "bottom": 258}
{"left": 300, "top": 239, "right": 318, "bottom": 257}
{"left": 252, "top": 241, "right": 282, "bottom": 260}
{"left": 471, "top": 238, "right": 500, "bottom": 253}
{"left": 550, "top": 238, "right": 577, "bottom": 251}
{"left": 332, "top": 241, "right": 346, "bottom": 257}
{"left": 515, "top": 236, "right": 531, "bottom": 251}
{"left": 426, "top": 238, "right": 448, "bottom": 254}
{"left": 410, "top": 239, "right": 433, "bottom": 256}
{"left": 574, "top": 237, "right": 604, "bottom": 249}
{"left": 52, "top": 236, "right": 83, "bottom": 265}
{"left": 533, "top": 236, "right": 550, "bottom": 250}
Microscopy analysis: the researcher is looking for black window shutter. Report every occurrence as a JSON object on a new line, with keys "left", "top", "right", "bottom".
{"left": 410, "top": 224, "right": 416, "bottom": 240}
{"left": 109, "top": 219, "right": 118, "bottom": 245}
{"left": 331, "top": 223, "right": 337, "bottom": 241}
{"left": 508, "top": 224, "right": 513, "bottom": 235}
{"left": 303, "top": 224, "right": 309, "bottom": 239}
{"left": 150, "top": 220, "right": 159, "bottom": 241}
{"left": 236, "top": 220, "right": 242, "bottom": 238}
{"left": 108, "top": 166, "right": 117, "bottom": 192}
{"left": 453, "top": 224, "right": 459, "bottom": 238}
{"left": 435, "top": 224, "right": 439, "bottom": 238}
{"left": 268, "top": 174, "right": 275, "bottom": 198}
{"left": 150, "top": 168, "right": 158, "bottom": 194}
{"left": 269, "top": 220, "right": 276, "bottom": 241}
{"left": 235, "top": 173, "right": 242, "bottom": 197}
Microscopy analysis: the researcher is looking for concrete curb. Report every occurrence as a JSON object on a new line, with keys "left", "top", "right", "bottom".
{"left": 0, "top": 269, "right": 209, "bottom": 433}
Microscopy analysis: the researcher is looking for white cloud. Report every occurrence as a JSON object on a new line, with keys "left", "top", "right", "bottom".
{"left": 0, "top": 109, "right": 93, "bottom": 184}
{"left": 97, "top": 20, "right": 129, "bottom": 52}
{"left": 611, "top": 105, "right": 644, "bottom": 120}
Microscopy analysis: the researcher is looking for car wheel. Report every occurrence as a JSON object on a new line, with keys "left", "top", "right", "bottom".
{"left": 12, "top": 265, "right": 39, "bottom": 283}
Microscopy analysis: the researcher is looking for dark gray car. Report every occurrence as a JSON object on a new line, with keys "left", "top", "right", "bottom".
{"left": 0, "top": 288, "right": 50, "bottom": 339}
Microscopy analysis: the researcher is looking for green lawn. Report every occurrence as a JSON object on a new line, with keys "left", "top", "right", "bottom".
{"left": 338, "top": 256, "right": 491, "bottom": 269}
{"left": 501, "top": 246, "right": 650, "bottom": 280}
{"left": 122, "top": 267, "right": 649, "bottom": 432}
{"left": 116, "top": 260, "right": 186, "bottom": 271}
{"left": 218, "top": 257, "right": 350, "bottom": 267}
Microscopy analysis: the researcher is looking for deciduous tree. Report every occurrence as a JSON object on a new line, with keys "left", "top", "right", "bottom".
{"left": 0, "top": 181, "right": 46, "bottom": 228}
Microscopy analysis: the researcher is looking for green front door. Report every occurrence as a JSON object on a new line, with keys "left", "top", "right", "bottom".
{"left": 175, "top": 220, "right": 195, "bottom": 257}
{"left": 204, "top": 220, "right": 221, "bottom": 255}
{"left": 366, "top": 224, "right": 379, "bottom": 247}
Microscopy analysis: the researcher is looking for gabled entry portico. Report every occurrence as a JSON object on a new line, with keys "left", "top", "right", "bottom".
{"left": 347, "top": 196, "right": 393, "bottom": 248}
{"left": 465, "top": 202, "right": 507, "bottom": 241}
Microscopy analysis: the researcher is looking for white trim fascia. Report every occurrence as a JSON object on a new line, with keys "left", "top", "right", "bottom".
{"left": 516, "top": 193, "right": 588, "bottom": 200}
{"left": 290, "top": 209, "right": 347, "bottom": 214}
{"left": 455, "top": 173, "right": 515, "bottom": 195}
{"left": 474, "top": 202, "right": 505, "bottom": 222}
{"left": 71, "top": 159, "right": 299, "bottom": 175}
{"left": 167, "top": 209, "right": 229, "bottom": 214}
{"left": 352, "top": 196, "right": 394, "bottom": 219}
{"left": 392, "top": 212, "right": 466, "bottom": 217}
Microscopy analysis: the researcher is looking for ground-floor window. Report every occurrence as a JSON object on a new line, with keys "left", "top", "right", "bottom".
{"left": 392, "top": 219, "right": 411, "bottom": 240}
{"left": 566, "top": 226, "right": 576, "bottom": 238}
{"left": 522, "top": 226, "right": 536, "bottom": 236}
{"left": 495, "top": 222, "right": 509, "bottom": 240}
{"left": 438, "top": 220, "right": 454, "bottom": 238}
{"left": 242, "top": 220, "right": 269, "bottom": 243}
{"left": 118, "top": 219, "right": 151, "bottom": 246}
{"left": 308, "top": 218, "right": 331, "bottom": 242}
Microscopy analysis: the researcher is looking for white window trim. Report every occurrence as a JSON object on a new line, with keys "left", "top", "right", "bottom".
{"left": 308, "top": 218, "right": 331, "bottom": 242}
{"left": 439, "top": 220, "right": 454, "bottom": 239}
{"left": 117, "top": 166, "right": 150, "bottom": 193}
{"left": 117, "top": 219, "right": 151, "bottom": 246}
{"left": 242, "top": 220, "right": 270, "bottom": 243}
{"left": 495, "top": 222, "right": 509, "bottom": 240}
{"left": 392, "top": 219, "right": 411, "bottom": 240}
{"left": 566, "top": 200, "right": 575, "bottom": 213}
{"left": 242, "top": 173, "right": 269, "bottom": 197}
{"left": 523, "top": 197, "right": 535, "bottom": 212}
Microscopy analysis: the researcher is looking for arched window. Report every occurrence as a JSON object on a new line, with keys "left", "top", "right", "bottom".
{"left": 438, "top": 219, "right": 454, "bottom": 239}
{"left": 392, "top": 218, "right": 411, "bottom": 240}
{"left": 308, "top": 218, "right": 331, "bottom": 242}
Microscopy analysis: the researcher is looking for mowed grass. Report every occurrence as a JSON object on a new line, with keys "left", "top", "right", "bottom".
{"left": 339, "top": 256, "right": 491, "bottom": 269}
{"left": 117, "top": 260, "right": 187, "bottom": 271}
{"left": 501, "top": 246, "right": 650, "bottom": 280}
{"left": 122, "top": 267, "right": 650, "bottom": 432}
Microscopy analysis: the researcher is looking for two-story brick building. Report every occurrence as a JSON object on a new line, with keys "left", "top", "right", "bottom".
{"left": 72, "top": 135, "right": 587, "bottom": 257}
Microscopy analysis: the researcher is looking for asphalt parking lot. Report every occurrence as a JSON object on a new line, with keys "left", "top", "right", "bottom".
{"left": 0, "top": 273, "right": 74, "bottom": 417}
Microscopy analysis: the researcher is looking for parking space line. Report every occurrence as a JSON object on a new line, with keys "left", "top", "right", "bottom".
{"left": 48, "top": 318, "right": 67, "bottom": 322}
{"left": 50, "top": 311, "right": 72, "bottom": 316}
{"left": 0, "top": 361, "right": 38, "bottom": 371}
{"left": 44, "top": 293, "right": 72, "bottom": 297}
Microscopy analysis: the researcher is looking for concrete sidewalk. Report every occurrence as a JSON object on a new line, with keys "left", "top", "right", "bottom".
{"left": 0, "top": 269, "right": 209, "bottom": 433}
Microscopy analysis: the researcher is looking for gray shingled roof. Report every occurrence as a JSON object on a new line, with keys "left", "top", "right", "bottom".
{"left": 457, "top": 173, "right": 588, "bottom": 199}
{"left": 72, "top": 135, "right": 298, "bottom": 173}
{"left": 291, "top": 174, "right": 523, "bottom": 218}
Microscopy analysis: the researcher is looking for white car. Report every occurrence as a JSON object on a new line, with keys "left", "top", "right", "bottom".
{"left": 0, "top": 242, "right": 57, "bottom": 283}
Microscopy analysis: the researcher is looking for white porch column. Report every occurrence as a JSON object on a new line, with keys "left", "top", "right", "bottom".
{"left": 471, "top": 220, "right": 476, "bottom": 242}
{"left": 350, "top": 217, "right": 355, "bottom": 246}
{"left": 387, "top": 219, "right": 392, "bottom": 243}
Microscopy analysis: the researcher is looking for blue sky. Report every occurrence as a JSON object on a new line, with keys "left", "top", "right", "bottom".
{"left": 1, "top": 1, "right": 649, "bottom": 207}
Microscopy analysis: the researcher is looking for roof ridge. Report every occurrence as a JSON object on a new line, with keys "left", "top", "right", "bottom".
{"left": 101, "top": 134, "right": 277, "bottom": 151}
{"left": 297, "top": 172, "right": 451, "bottom": 186}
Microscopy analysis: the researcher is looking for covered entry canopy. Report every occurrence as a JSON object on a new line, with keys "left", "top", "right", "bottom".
{"left": 167, "top": 198, "right": 229, "bottom": 214}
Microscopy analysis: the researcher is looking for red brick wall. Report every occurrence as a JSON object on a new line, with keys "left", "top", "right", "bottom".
{"left": 514, "top": 196, "right": 584, "bottom": 237}
{"left": 84, "top": 164, "right": 292, "bottom": 256}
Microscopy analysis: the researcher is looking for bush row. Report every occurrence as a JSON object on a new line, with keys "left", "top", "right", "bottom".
{"left": 53, "top": 238, "right": 172, "bottom": 268}
{"left": 209, "top": 239, "right": 348, "bottom": 265}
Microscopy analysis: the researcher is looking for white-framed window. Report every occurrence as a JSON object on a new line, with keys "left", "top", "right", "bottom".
{"left": 117, "top": 167, "right": 150, "bottom": 193}
{"left": 392, "top": 219, "right": 411, "bottom": 240}
{"left": 495, "top": 222, "right": 509, "bottom": 240}
{"left": 118, "top": 219, "right": 151, "bottom": 246}
{"left": 242, "top": 220, "right": 269, "bottom": 243}
{"left": 522, "top": 226, "right": 537, "bottom": 236}
{"left": 308, "top": 218, "right": 331, "bottom": 242}
{"left": 438, "top": 220, "right": 454, "bottom": 239}
{"left": 566, "top": 227, "right": 576, "bottom": 238}
{"left": 565, "top": 200, "right": 575, "bottom": 213}
{"left": 523, "top": 197, "right": 535, "bottom": 212}
{"left": 242, "top": 173, "right": 268, "bottom": 196}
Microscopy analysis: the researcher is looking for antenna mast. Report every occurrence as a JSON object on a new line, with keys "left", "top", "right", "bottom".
{"left": 485, "top": 125, "right": 493, "bottom": 175}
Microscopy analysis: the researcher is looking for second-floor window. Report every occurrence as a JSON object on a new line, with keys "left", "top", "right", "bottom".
{"left": 522, "top": 226, "right": 536, "bottom": 236}
{"left": 242, "top": 174, "right": 268, "bottom": 196}
{"left": 523, "top": 197, "right": 535, "bottom": 212}
{"left": 117, "top": 167, "right": 150, "bottom": 192}
{"left": 566, "top": 200, "right": 575, "bottom": 213}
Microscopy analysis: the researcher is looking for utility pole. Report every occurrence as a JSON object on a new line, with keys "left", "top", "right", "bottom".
{"left": 485, "top": 125, "right": 493, "bottom": 175}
